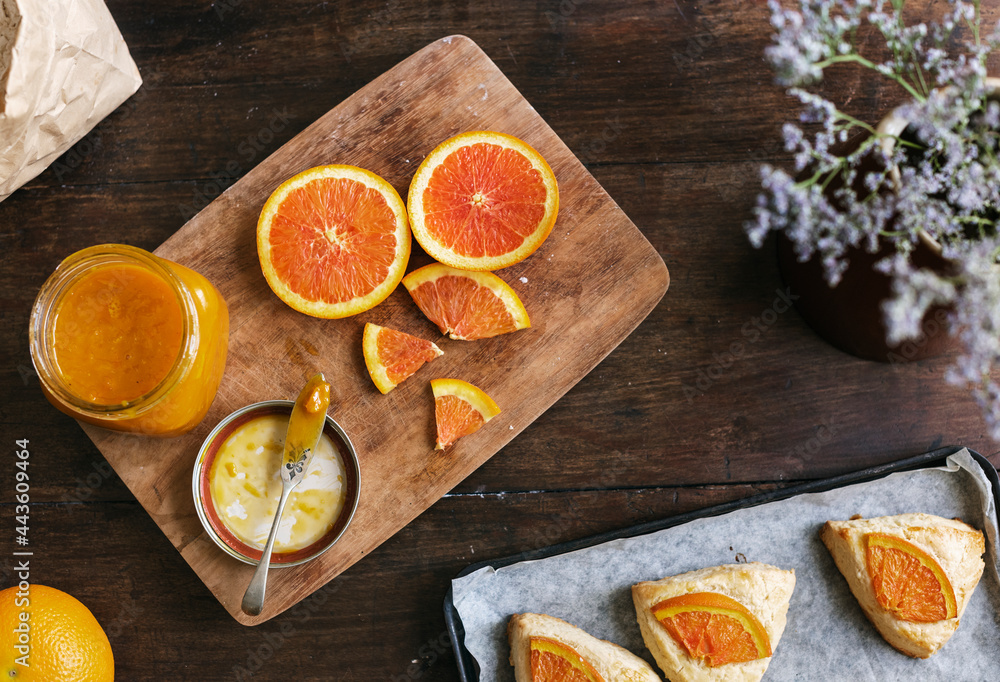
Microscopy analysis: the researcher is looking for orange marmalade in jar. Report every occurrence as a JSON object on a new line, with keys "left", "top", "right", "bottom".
{"left": 30, "top": 244, "right": 229, "bottom": 436}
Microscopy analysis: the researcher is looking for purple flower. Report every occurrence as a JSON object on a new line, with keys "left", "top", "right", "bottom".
{"left": 748, "top": 0, "right": 1000, "bottom": 437}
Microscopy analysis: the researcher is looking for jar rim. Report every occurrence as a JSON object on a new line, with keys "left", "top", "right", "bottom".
{"left": 29, "top": 244, "right": 200, "bottom": 418}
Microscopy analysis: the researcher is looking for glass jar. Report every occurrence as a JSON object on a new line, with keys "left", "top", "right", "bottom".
{"left": 30, "top": 244, "right": 230, "bottom": 436}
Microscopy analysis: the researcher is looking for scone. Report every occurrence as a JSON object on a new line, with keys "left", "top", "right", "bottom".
{"left": 508, "top": 612, "right": 661, "bottom": 681}
{"left": 820, "top": 512, "right": 985, "bottom": 658}
{"left": 632, "top": 563, "right": 795, "bottom": 682}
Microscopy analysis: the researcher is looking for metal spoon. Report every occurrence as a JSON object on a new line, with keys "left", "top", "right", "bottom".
{"left": 241, "top": 373, "right": 331, "bottom": 616}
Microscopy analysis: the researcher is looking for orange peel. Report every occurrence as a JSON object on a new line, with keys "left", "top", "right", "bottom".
{"left": 407, "top": 130, "right": 558, "bottom": 271}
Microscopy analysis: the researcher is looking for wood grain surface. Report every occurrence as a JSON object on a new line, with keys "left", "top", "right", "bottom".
{"left": 0, "top": 0, "right": 998, "bottom": 679}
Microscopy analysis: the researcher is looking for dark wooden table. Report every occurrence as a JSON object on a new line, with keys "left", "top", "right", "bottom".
{"left": 2, "top": 1, "right": 998, "bottom": 679}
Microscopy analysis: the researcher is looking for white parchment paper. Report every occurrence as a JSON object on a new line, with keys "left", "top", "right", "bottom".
{"left": 451, "top": 450, "right": 1000, "bottom": 681}
{"left": 0, "top": 0, "right": 142, "bottom": 201}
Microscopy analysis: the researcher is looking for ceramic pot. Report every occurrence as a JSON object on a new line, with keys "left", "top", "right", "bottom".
{"left": 780, "top": 78, "right": 1000, "bottom": 362}
{"left": 776, "top": 86, "right": 994, "bottom": 363}
{"left": 777, "top": 233, "right": 954, "bottom": 363}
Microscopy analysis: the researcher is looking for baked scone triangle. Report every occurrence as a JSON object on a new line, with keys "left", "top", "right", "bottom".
{"left": 508, "top": 612, "right": 661, "bottom": 682}
{"left": 820, "top": 512, "right": 985, "bottom": 658}
{"left": 632, "top": 563, "right": 795, "bottom": 682}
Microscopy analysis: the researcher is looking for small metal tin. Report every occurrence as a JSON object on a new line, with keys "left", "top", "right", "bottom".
{"left": 192, "top": 400, "right": 361, "bottom": 568}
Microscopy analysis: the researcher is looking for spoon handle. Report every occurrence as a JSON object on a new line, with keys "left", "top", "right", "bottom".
{"left": 241, "top": 480, "right": 295, "bottom": 616}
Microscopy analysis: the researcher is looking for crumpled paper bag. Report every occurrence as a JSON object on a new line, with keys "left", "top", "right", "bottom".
{"left": 0, "top": 0, "right": 141, "bottom": 201}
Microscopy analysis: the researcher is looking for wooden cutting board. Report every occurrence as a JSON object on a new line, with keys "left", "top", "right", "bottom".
{"left": 82, "top": 35, "right": 669, "bottom": 625}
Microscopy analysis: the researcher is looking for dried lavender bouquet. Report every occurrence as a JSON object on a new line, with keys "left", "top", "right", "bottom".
{"left": 748, "top": 0, "right": 1000, "bottom": 436}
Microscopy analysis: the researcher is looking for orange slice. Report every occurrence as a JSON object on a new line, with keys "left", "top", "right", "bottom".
{"left": 402, "top": 263, "right": 530, "bottom": 340}
{"left": 651, "top": 592, "right": 771, "bottom": 667}
{"left": 430, "top": 378, "right": 501, "bottom": 449}
{"left": 865, "top": 533, "right": 958, "bottom": 622}
{"left": 362, "top": 322, "right": 443, "bottom": 394}
{"left": 529, "top": 637, "right": 606, "bottom": 682}
{"left": 407, "top": 130, "right": 559, "bottom": 271}
{"left": 257, "top": 165, "right": 411, "bottom": 318}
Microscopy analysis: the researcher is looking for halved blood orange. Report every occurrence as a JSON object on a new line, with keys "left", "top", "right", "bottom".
{"left": 651, "top": 592, "right": 771, "bottom": 667}
{"left": 430, "top": 378, "right": 501, "bottom": 449}
{"left": 257, "top": 165, "right": 411, "bottom": 318}
{"left": 362, "top": 322, "right": 443, "bottom": 394}
{"left": 407, "top": 130, "right": 559, "bottom": 271}
{"left": 529, "top": 637, "right": 606, "bottom": 682}
{"left": 865, "top": 533, "right": 958, "bottom": 622}
{"left": 402, "top": 263, "right": 530, "bottom": 340}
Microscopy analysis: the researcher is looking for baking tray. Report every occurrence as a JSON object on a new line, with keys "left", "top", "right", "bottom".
{"left": 443, "top": 446, "right": 1000, "bottom": 681}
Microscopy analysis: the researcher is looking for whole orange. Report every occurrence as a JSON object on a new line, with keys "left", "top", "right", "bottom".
{"left": 0, "top": 584, "right": 114, "bottom": 681}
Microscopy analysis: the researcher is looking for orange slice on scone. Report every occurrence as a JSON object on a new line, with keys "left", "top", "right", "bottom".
{"left": 632, "top": 563, "right": 794, "bottom": 681}
{"left": 865, "top": 533, "right": 958, "bottom": 622}
{"left": 820, "top": 513, "right": 985, "bottom": 659}
{"left": 407, "top": 130, "right": 559, "bottom": 271}
{"left": 508, "top": 613, "right": 660, "bottom": 682}
{"left": 362, "top": 323, "right": 442, "bottom": 394}
{"left": 530, "top": 637, "right": 605, "bottom": 682}
{"left": 402, "top": 263, "right": 529, "bottom": 340}
{"left": 430, "top": 378, "right": 500, "bottom": 449}
{"left": 257, "top": 165, "right": 410, "bottom": 318}
{"left": 652, "top": 592, "right": 771, "bottom": 667}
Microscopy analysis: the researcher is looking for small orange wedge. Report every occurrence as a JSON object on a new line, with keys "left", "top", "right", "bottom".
{"left": 257, "top": 165, "right": 410, "bottom": 319}
{"left": 402, "top": 263, "right": 530, "bottom": 340}
{"left": 529, "top": 637, "right": 606, "bottom": 682}
{"left": 651, "top": 592, "right": 771, "bottom": 667}
{"left": 362, "top": 323, "right": 443, "bottom": 394}
{"left": 431, "top": 378, "right": 501, "bottom": 449}
{"left": 865, "top": 533, "right": 958, "bottom": 622}
{"left": 408, "top": 131, "right": 559, "bottom": 271}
